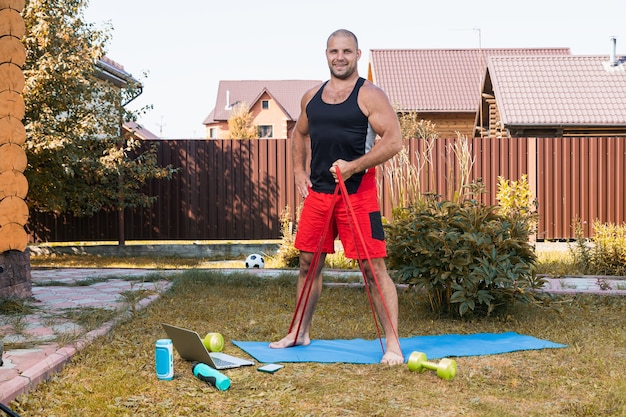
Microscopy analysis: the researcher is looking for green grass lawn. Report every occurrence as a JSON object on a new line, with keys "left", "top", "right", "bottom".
{"left": 9, "top": 270, "right": 626, "bottom": 417}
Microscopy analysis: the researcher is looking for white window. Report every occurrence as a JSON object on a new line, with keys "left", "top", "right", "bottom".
{"left": 209, "top": 127, "right": 218, "bottom": 139}
{"left": 258, "top": 125, "right": 273, "bottom": 139}
{"left": 261, "top": 100, "right": 270, "bottom": 110}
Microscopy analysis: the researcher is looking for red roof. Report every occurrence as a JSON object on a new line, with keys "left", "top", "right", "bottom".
{"left": 368, "top": 48, "right": 571, "bottom": 112}
{"left": 487, "top": 55, "right": 626, "bottom": 127}
{"left": 204, "top": 80, "right": 321, "bottom": 124}
{"left": 123, "top": 121, "right": 161, "bottom": 140}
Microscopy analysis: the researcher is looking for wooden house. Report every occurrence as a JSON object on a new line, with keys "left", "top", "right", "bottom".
{"left": 479, "top": 53, "right": 626, "bottom": 138}
{"left": 367, "top": 48, "right": 570, "bottom": 138}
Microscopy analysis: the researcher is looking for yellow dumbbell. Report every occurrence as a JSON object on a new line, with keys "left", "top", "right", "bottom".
{"left": 407, "top": 351, "right": 457, "bottom": 380}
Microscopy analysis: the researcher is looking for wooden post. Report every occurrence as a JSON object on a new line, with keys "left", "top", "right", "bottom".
{"left": 0, "top": 0, "right": 31, "bottom": 298}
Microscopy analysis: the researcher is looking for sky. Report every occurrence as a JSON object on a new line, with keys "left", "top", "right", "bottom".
{"left": 84, "top": 0, "right": 625, "bottom": 139}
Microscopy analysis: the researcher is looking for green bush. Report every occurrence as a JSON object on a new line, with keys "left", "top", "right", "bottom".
{"left": 495, "top": 174, "right": 538, "bottom": 236}
{"left": 386, "top": 197, "right": 544, "bottom": 317}
{"left": 572, "top": 219, "right": 626, "bottom": 276}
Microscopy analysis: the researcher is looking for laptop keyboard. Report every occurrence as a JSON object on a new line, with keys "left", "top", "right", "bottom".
{"left": 211, "top": 356, "right": 236, "bottom": 368}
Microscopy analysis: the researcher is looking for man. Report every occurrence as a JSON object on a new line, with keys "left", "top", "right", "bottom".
{"left": 270, "top": 29, "right": 404, "bottom": 365}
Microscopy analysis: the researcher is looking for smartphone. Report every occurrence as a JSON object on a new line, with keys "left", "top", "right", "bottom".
{"left": 257, "top": 363, "right": 284, "bottom": 374}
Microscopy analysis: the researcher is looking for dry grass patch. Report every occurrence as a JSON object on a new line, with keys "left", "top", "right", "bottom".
{"left": 9, "top": 270, "right": 626, "bottom": 416}
{"left": 534, "top": 249, "right": 584, "bottom": 277}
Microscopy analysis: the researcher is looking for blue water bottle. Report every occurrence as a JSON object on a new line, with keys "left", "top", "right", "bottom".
{"left": 155, "top": 339, "right": 174, "bottom": 380}
{"left": 192, "top": 362, "right": 231, "bottom": 390}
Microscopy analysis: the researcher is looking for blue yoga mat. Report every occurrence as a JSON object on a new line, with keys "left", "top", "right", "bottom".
{"left": 232, "top": 332, "right": 566, "bottom": 364}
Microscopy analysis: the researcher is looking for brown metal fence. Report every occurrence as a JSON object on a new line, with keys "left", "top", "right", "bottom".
{"left": 28, "top": 137, "right": 626, "bottom": 242}
{"left": 28, "top": 139, "right": 299, "bottom": 241}
{"left": 535, "top": 136, "right": 626, "bottom": 239}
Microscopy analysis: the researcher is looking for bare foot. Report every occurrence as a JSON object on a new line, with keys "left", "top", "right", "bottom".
{"left": 381, "top": 350, "right": 404, "bottom": 366}
{"left": 269, "top": 333, "right": 311, "bottom": 349}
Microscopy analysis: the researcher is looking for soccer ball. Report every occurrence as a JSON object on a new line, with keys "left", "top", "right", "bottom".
{"left": 245, "top": 254, "right": 265, "bottom": 269}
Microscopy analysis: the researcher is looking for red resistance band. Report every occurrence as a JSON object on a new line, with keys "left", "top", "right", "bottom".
{"left": 287, "top": 168, "right": 400, "bottom": 354}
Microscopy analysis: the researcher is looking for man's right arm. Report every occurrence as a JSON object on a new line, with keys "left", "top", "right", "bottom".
{"left": 292, "top": 88, "right": 317, "bottom": 198}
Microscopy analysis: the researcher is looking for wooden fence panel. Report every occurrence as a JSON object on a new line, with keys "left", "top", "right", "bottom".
{"left": 27, "top": 137, "right": 626, "bottom": 242}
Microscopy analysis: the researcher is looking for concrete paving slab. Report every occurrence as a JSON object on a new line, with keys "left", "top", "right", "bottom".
{"left": 1, "top": 269, "right": 171, "bottom": 404}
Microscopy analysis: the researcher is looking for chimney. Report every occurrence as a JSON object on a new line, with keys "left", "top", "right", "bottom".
{"left": 610, "top": 36, "right": 618, "bottom": 66}
{"left": 224, "top": 90, "right": 231, "bottom": 110}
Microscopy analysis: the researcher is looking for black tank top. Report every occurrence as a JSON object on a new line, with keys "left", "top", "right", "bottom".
{"left": 306, "top": 77, "right": 373, "bottom": 194}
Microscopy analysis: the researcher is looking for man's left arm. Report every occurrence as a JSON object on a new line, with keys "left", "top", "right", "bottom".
{"left": 331, "top": 83, "right": 402, "bottom": 181}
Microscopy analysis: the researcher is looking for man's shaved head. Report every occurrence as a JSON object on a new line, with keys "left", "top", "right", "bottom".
{"left": 327, "top": 29, "right": 359, "bottom": 49}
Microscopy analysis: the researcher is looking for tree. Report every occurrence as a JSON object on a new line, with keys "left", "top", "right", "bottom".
{"left": 22, "top": 0, "right": 174, "bottom": 217}
{"left": 227, "top": 102, "right": 256, "bottom": 139}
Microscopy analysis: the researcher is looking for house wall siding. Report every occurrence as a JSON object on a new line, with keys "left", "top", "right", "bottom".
{"left": 28, "top": 137, "right": 626, "bottom": 242}
{"left": 205, "top": 121, "right": 230, "bottom": 139}
{"left": 205, "top": 93, "right": 292, "bottom": 139}
{"left": 249, "top": 93, "right": 289, "bottom": 138}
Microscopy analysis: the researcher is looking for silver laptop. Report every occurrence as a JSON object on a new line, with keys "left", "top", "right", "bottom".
{"left": 162, "top": 323, "right": 254, "bottom": 370}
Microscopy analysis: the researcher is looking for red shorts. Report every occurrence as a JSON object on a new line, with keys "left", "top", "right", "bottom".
{"left": 294, "top": 170, "right": 387, "bottom": 259}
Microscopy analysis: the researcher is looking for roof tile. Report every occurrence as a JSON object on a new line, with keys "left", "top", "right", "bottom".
{"left": 489, "top": 55, "right": 626, "bottom": 126}
{"left": 369, "top": 48, "right": 571, "bottom": 112}
{"left": 123, "top": 121, "right": 160, "bottom": 140}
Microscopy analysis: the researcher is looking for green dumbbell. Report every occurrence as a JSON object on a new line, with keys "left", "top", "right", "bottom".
{"left": 407, "top": 351, "right": 457, "bottom": 380}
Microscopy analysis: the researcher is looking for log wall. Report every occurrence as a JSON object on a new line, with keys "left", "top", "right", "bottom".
{"left": 0, "top": 0, "right": 31, "bottom": 298}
